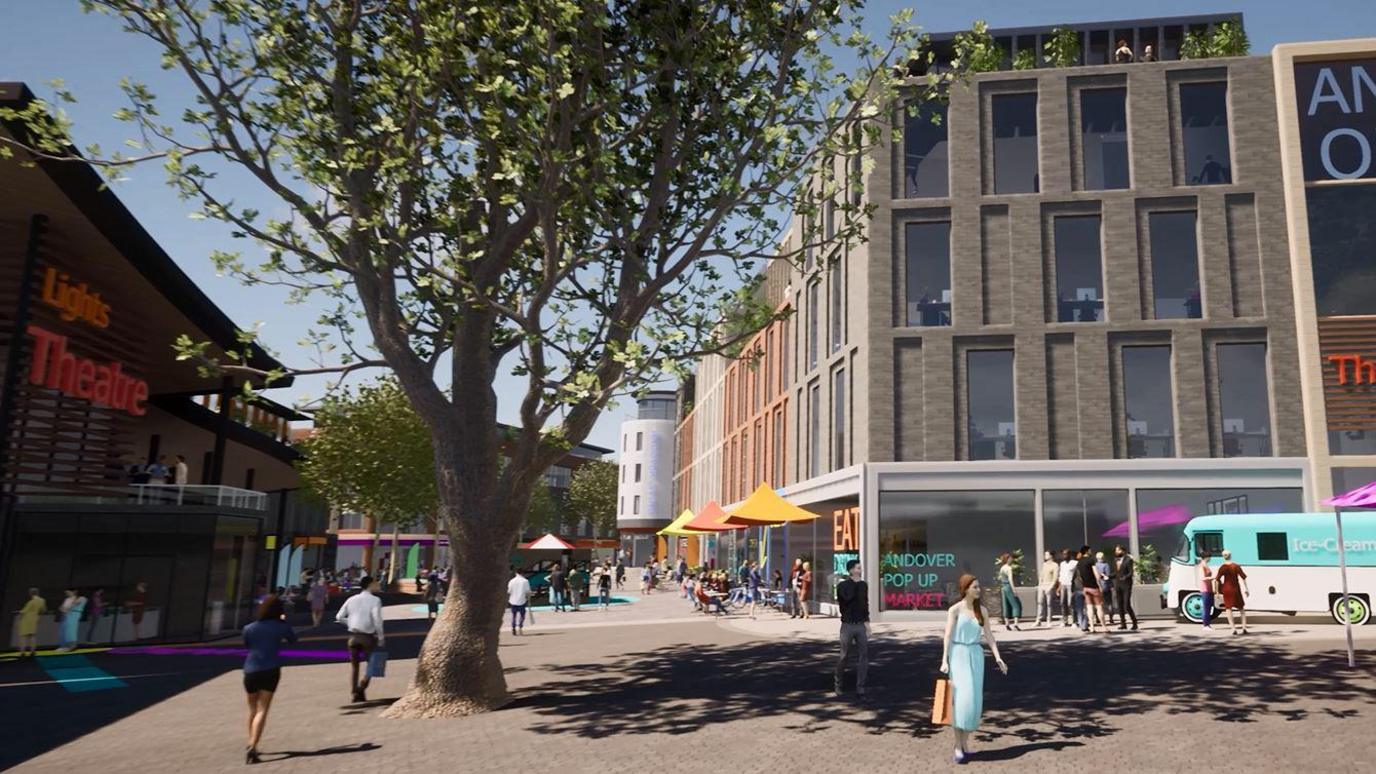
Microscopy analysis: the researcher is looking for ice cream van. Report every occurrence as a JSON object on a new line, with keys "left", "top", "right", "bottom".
{"left": 1163, "top": 512, "right": 1376, "bottom": 625}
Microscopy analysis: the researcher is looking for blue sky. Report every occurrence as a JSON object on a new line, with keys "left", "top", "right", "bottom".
{"left": 4, "top": 1, "right": 1375, "bottom": 454}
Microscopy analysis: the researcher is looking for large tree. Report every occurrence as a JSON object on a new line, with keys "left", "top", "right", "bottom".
{"left": 565, "top": 459, "right": 618, "bottom": 540}
{"left": 5, "top": 0, "right": 950, "bottom": 716}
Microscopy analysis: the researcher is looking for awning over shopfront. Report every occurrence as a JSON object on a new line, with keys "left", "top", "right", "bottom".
{"left": 723, "top": 483, "right": 822, "bottom": 527}
{"left": 1101, "top": 503, "right": 1191, "bottom": 538}
{"left": 524, "top": 533, "right": 576, "bottom": 550}
{"left": 658, "top": 509, "right": 700, "bottom": 536}
{"left": 683, "top": 501, "right": 744, "bottom": 532}
{"left": 1325, "top": 481, "right": 1376, "bottom": 508}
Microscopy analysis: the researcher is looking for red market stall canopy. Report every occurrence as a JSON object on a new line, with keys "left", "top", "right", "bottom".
{"left": 683, "top": 501, "right": 745, "bottom": 532}
{"left": 523, "top": 534, "right": 576, "bottom": 550}
{"left": 723, "top": 483, "right": 822, "bottom": 527}
{"left": 658, "top": 509, "right": 701, "bottom": 536}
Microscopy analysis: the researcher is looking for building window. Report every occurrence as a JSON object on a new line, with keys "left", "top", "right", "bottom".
{"left": 967, "top": 350, "right": 1016, "bottom": 460}
{"left": 622, "top": 434, "right": 627, "bottom": 452}
{"left": 808, "top": 281, "right": 820, "bottom": 370}
{"left": 878, "top": 490, "right": 1036, "bottom": 611}
{"left": 905, "top": 221, "right": 952, "bottom": 327}
{"left": 992, "top": 92, "right": 1039, "bottom": 194}
{"left": 1308, "top": 184, "right": 1376, "bottom": 316}
{"left": 809, "top": 382, "right": 821, "bottom": 479}
{"left": 636, "top": 431, "right": 643, "bottom": 451}
{"left": 1123, "top": 345, "right": 1175, "bottom": 458}
{"left": 1081, "top": 87, "right": 1130, "bottom": 190}
{"left": 634, "top": 463, "right": 641, "bottom": 483}
{"left": 832, "top": 368, "right": 846, "bottom": 469}
{"left": 1180, "top": 82, "right": 1232, "bottom": 184}
{"left": 904, "top": 101, "right": 950, "bottom": 198}
{"left": 772, "top": 408, "right": 784, "bottom": 486}
{"left": 1042, "top": 491, "right": 1131, "bottom": 557}
{"left": 633, "top": 495, "right": 640, "bottom": 515}
{"left": 765, "top": 330, "right": 774, "bottom": 398}
{"left": 830, "top": 260, "right": 844, "bottom": 353}
{"left": 782, "top": 316, "right": 791, "bottom": 389}
{"left": 619, "top": 496, "right": 624, "bottom": 514}
{"left": 1256, "top": 533, "right": 1289, "bottom": 561}
{"left": 1054, "top": 215, "right": 1104, "bottom": 322}
{"left": 1149, "top": 211, "right": 1202, "bottom": 319}
{"left": 621, "top": 467, "right": 625, "bottom": 483}
{"left": 1217, "top": 343, "right": 1271, "bottom": 457}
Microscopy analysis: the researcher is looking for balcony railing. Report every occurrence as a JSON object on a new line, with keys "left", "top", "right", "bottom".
{"left": 131, "top": 484, "right": 268, "bottom": 511}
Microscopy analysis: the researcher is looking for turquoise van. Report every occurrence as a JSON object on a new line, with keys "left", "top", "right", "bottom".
{"left": 1164, "top": 512, "right": 1376, "bottom": 625}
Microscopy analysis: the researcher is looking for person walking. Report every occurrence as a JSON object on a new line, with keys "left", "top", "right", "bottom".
{"left": 335, "top": 576, "right": 385, "bottom": 703}
{"left": 788, "top": 558, "right": 804, "bottom": 619}
{"left": 939, "top": 574, "right": 1009, "bottom": 764}
{"left": 508, "top": 567, "right": 532, "bottom": 635}
{"left": 1112, "top": 545, "right": 1138, "bottom": 630}
{"left": 640, "top": 561, "right": 653, "bottom": 594}
{"left": 58, "top": 588, "right": 87, "bottom": 652}
{"left": 834, "top": 559, "right": 870, "bottom": 698}
{"left": 798, "top": 562, "right": 814, "bottom": 619}
{"left": 127, "top": 581, "right": 149, "bottom": 640}
{"left": 17, "top": 588, "right": 46, "bottom": 657}
{"left": 241, "top": 594, "right": 296, "bottom": 764}
{"left": 1035, "top": 551, "right": 1058, "bottom": 626}
{"left": 1197, "top": 550, "right": 1216, "bottom": 631}
{"left": 84, "top": 588, "right": 105, "bottom": 644}
{"left": 614, "top": 559, "right": 626, "bottom": 590}
{"left": 596, "top": 562, "right": 613, "bottom": 610}
{"left": 548, "top": 565, "right": 567, "bottom": 612}
{"left": 997, "top": 554, "right": 1022, "bottom": 630}
{"left": 1057, "top": 550, "right": 1077, "bottom": 626}
{"left": 422, "top": 570, "right": 442, "bottom": 622}
{"left": 1216, "top": 550, "right": 1250, "bottom": 635}
{"left": 676, "top": 555, "right": 688, "bottom": 585}
{"left": 568, "top": 565, "right": 584, "bottom": 611}
{"left": 747, "top": 560, "right": 763, "bottom": 619}
{"left": 308, "top": 577, "right": 330, "bottom": 627}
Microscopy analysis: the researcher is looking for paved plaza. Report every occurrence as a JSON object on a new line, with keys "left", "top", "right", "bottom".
{"left": 3, "top": 589, "right": 1375, "bottom": 772}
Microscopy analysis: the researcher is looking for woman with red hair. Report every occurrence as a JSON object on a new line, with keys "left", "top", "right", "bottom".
{"left": 939, "top": 574, "right": 1009, "bottom": 764}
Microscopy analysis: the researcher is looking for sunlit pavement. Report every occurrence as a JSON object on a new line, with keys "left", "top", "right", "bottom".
{"left": 3, "top": 590, "right": 1374, "bottom": 772}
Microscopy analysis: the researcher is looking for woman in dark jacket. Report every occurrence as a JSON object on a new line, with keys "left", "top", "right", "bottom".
{"left": 241, "top": 595, "right": 297, "bottom": 764}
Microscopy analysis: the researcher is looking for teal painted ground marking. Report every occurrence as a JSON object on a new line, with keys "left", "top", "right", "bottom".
{"left": 37, "top": 654, "right": 127, "bottom": 692}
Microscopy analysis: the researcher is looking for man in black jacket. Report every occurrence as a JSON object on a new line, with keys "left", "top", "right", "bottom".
{"left": 1112, "top": 545, "right": 1138, "bottom": 630}
{"left": 835, "top": 559, "right": 870, "bottom": 698}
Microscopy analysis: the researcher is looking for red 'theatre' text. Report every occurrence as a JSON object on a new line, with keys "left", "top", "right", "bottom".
{"left": 27, "top": 324, "right": 148, "bottom": 416}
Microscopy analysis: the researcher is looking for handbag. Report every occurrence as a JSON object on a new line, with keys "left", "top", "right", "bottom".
{"left": 931, "top": 677, "right": 954, "bottom": 725}
{"left": 367, "top": 649, "right": 388, "bottom": 678}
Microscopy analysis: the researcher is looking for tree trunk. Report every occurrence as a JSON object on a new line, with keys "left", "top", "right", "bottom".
{"left": 389, "top": 523, "right": 401, "bottom": 589}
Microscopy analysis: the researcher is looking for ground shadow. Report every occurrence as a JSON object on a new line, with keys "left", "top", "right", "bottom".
{"left": 502, "top": 630, "right": 1376, "bottom": 748}
{"left": 970, "top": 740, "right": 1084, "bottom": 761}
{"left": 262, "top": 742, "right": 380, "bottom": 761}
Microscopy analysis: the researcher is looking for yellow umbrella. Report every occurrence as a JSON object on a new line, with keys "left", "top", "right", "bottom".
{"left": 657, "top": 509, "right": 701, "bottom": 536}
{"left": 722, "top": 483, "right": 821, "bottom": 527}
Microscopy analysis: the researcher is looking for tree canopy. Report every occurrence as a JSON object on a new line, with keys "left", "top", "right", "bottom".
{"left": 565, "top": 459, "right": 619, "bottom": 539}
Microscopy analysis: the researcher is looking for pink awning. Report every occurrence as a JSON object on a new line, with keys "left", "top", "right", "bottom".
{"left": 1101, "top": 504, "right": 1192, "bottom": 538}
{"left": 1325, "top": 480, "right": 1376, "bottom": 508}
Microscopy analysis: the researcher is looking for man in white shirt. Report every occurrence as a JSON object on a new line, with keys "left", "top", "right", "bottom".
{"left": 1057, "top": 550, "right": 1077, "bottom": 627}
{"left": 508, "top": 567, "right": 532, "bottom": 636}
{"left": 173, "top": 454, "right": 189, "bottom": 485}
{"left": 335, "top": 576, "right": 386, "bottom": 702}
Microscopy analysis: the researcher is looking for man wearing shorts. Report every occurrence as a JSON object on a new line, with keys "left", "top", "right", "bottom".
{"left": 335, "top": 575, "right": 385, "bottom": 703}
{"left": 508, "top": 567, "right": 532, "bottom": 634}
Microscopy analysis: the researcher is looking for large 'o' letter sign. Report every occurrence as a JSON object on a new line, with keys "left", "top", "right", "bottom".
{"left": 1296, "top": 60, "right": 1376, "bottom": 182}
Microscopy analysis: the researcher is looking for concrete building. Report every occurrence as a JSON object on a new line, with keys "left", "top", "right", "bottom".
{"left": 616, "top": 391, "right": 677, "bottom": 565}
{"left": 671, "top": 14, "right": 1373, "bottom": 620}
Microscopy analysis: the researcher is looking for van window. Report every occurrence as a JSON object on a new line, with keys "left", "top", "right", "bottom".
{"left": 1257, "top": 532, "right": 1289, "bottom": 561}
{"left": 1195, "top": 531, "right": 1224, "bottom": 558}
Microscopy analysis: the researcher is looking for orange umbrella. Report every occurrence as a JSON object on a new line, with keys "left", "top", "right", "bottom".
{"left": 722, "top": 483, "right": 821, "bottom": 527}
{"left": 682, "top": 501, "right": 745, "bottom": 532}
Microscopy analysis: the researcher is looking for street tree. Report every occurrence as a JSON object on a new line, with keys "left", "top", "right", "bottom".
{"left": 3, "top": 0, "right": 951, "bottom": 716}
{"left": 522, "top": 481, "right": 563, "bottom": 537}
{"left": 297, "top": 378, "right": 437, "bottom": 583}
{"left": 565, "top": 459, "right": 619, "bottom": 540}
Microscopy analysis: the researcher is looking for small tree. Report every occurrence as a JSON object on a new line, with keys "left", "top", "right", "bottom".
{"left": 565, "top": 460, "right": 619, "bottom": 541}
{"left": 1210, "top": 21, "right": 1250, "bottom": 57}
{"left": 954, "top": 20, "right": 1004, "bottom": 74}
{"left": 1012, "top": 49, "right": 1037, "bottom": 71}
{"left": 523, "top": 483, "right": 562, "bottom": 537}
{"left": 1044, "top": 27, "right": 1082, "bottom": 69}
{"left": 1181, "top": 29, "right": 1211, "bottom": 60}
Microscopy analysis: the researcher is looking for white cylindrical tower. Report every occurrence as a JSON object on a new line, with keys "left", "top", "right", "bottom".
{"left": 616, "top": 391, "right": 677, "bottom": 565}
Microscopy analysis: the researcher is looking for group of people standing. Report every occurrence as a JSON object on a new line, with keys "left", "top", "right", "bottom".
{"left": 1021, "top": 546, "right": 1140, "bottom": 633}
{"left": 14, "top": 583, "right": 149, "bottom": 656}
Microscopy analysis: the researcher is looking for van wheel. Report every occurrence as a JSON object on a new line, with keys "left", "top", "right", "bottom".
{"left": 1180, "top": 592, "right": 1207, "bottom": 623}
{"left": 1331, "top": 595, "right": 1372, "bottom": 626}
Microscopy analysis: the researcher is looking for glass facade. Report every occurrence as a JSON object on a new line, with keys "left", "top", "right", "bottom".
{"left": 1307, "top": 183, "right": 1376, "bottom": 316}
{"left": 807, "top": 281, "right": 819, "bottom": 370}
{"left": 878, "top": 490, "right": 1036, "bottom": 611}
{"left": 1135, "top": 488, "right": 1302, "bottom": 580}
{"left": 1123, "top": 345, "right": 1175, "bottom": 458}
{"left": 992, "top": 93, "right": 1039, "bottom": 194}
{"left": 967, "top": 350, "right": 1016, "bottom": 460}
{"left": 904, "top": 101, "right": 950, "bottom": 198}
{"left": 809, "top": 382, "right": 821, "bottom": 478}
{"left": 1217, "top": 343, "right": 1271, "bottom": 457}
{"left": 1180, "top": 82, "right": 1232, "bottom": 184}
{"left": 1054, "top": 215, "right": 1105, "bottom": 322}
{"left": 1149, "top": 211, "right": 1202, "bottom": 319}
{"left": 1042, "top": 490, "right": 1131, "bottom": 559}
{"left": 905, "top": 222, "right": 952, "bottom": 327}
{"left": 1081, "top": 87, "right": 1130, "bottom": 190}
{"left": 830, "top": 260, "right": 843, "bottom": 352}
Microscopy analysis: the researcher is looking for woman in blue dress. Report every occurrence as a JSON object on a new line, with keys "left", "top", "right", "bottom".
{"left": 58, "top": 587, "right": 87, "bottom": 651}
{"left": 940, "top": 573, "right": 1009, "bottom": 764}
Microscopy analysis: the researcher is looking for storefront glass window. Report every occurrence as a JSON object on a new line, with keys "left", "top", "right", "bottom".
{"left": 1081, "top": 87, "right": 1130, "bottom": 190}
{"left": 1054, "top": 215, "right": 1104, "bottom": 322}
{"left": 1042, "top": 490, "right": 1130, "bottom": 560}
{"left": 992, "top": 93, "right": 1039, "bottom": 194}
{"left": 878, "top": 490, "right": 1035, "bottom": 611}
{"left": 1149, "top": 211, "right": 1202, "bottom": 319}
{"left": 905, "top": 222, "right": 952, "bottom": 327}
{"left": 967, "top": 350, "right": 1016, "bottom": 461}
{"left": 1217, "top": 343, "right": 1271, "bottom": 457}
{"left": 1123, "top": 345, "right": 1175, "bottom": 458}
{"left": 1180, "top": 82, "right": 1232, "bottom": 184}
{"left": 1307, "top": 184, "right": 1376, "bottom": 316}
{"left": 904, "top": 101, "right": 950, "bottom": 198}
{"left": 1134, "top": 488, "right": 1302, "bottom": 582}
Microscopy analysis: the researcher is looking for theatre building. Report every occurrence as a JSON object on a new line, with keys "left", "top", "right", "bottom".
{"left": 0, "top": 82, "right": 327, "bottom": 646}
{"left": 673, "top": 14, "right": 1350, "bottom": 619}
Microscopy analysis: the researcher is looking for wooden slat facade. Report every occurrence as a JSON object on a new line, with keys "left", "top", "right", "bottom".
{"left": 1317, "top": 316, "right": 1376, "bottom": 431}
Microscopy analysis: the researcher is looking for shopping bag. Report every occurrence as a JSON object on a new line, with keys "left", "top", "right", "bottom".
{"left": 931, "top": 678, "right": 953, "bottom": 725}
{"left": 367, "top": 649, "right": 388, "bottom": 678}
